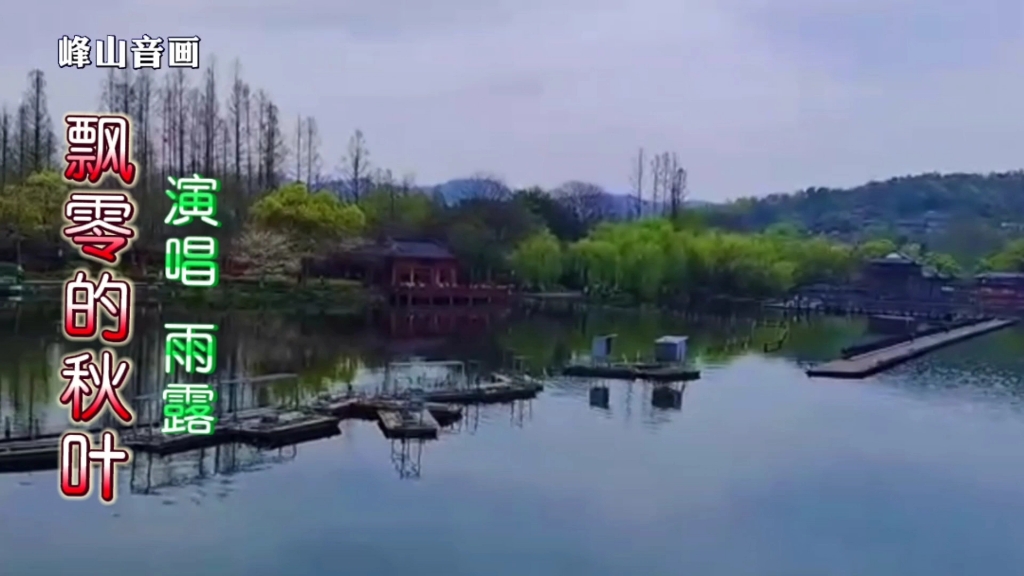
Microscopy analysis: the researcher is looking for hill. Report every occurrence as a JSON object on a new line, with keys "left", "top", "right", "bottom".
{"left": 702, "top": 172, "right": 1024, "bottom": 233}
{"left": 698, "top": 172, "right": 1024, "bottom": 262}
{"left": 325, "top": 177, "right": 704, "bottom": 219}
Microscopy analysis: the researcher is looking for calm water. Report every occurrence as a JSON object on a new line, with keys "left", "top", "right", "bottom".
{"left": 1, "top": 304, "right": 1023, "bottom": 575}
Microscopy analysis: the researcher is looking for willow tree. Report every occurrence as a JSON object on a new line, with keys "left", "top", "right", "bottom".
{"left": 509, "top": 229, "right": 563, "bottom": 290}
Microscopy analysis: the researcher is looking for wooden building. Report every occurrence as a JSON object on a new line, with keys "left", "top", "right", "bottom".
{"left": 973, "top": 272, "right": 1024, "bottom": 311}
{"left": 858, "top": 252, "right": 951, "bottom": 301}
{"left": 310, "top": 240, "right": 511, "bottom": 306}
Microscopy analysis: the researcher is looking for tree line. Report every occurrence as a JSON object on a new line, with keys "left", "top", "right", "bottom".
{"left": 700, "top": 172, "right": 1024, "bottom": 267}
{"left": 0, "top": 61, "right": 641, "bottom": 277}
{"left": 0, "top": 61, "right": 1021, "bottom": 295}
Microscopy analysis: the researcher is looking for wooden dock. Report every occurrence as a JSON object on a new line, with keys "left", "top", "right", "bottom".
{"left": 377, "top": 410, "right": 439, "bottom": 440}
{"left": 227, "top": 412, "right": 341, "bottom": 448}
{"left": 807, "top": 318, "right": 1017, "bottom": 378}
{"left": 563, "top": 363, "right": 701, "bottom": 382}
{"left": 0, "top": 375, "right": 542, "bottom": 471}
{"left": 0, "top": 436, "right": 60, "bottom": 473}
{"left": 313, "top": 397, "right": 463, "bottom": 426}
{"left": 420, "top": 380, "right": 544, "bottom": 404}
{"left": 122, "top": 428, "right": 229, "bottom": 455}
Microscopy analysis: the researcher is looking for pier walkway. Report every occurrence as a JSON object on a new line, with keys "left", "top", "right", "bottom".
{"left": 807, "top": 318, "right": 1016, "bottom": 379}
{"left": 0, "top": 375, "right": 544, "bottom": 473}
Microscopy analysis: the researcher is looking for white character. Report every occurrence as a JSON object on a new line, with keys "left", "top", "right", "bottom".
{"left": 131, "top": 35, "right": 164, "bottom": 69}
{"left": 58, "top": 35, "right": 92, "bottom": 69}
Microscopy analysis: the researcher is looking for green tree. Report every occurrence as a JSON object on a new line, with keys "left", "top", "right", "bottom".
{"left": 854, "top": 238, "right": 898, "bottom": 260}
{"left": 982, "top": 239, "right": 1024, "bottom": 272}
{"left": 249, "top": 182, "right": 365, "bottom": 254}
{"left": 509, "top": 229, "right": 563, "bottom": 290}
{"left": 923, "top": 252, "right": 962, "bottom": 276}
{"left": 358, "top": 187, "right": 436, "bottom": 238}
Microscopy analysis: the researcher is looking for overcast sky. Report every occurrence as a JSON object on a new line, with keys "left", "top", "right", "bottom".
{"left": 1, "top": 0, "right": 1021, "bottom": 200}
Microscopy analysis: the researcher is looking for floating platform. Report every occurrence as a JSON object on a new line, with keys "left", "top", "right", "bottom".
{"left": 589, "top": 386, "right": 610, "bottom": 409}
{"left": 651, "top": 386, "right": 684, "bottom": 410}
{"left": 377, "top": 410, "right": 439, "bottom": 440}
{"left": 122, "top": 428, "right": 229, "bottom": 455}
{"left": 313, "top": 397, "right": 463, "bottom": 427}
{"left": 420, "top": 380, "right": 544, "bottom": 404}
{"left": 563, "top": 363, "right": 701, "bottom": 382}
{"left": 228, "top": 412, "right": 341, "bottom": 448}
{"left": 0, "top": 436, "right": 59, "bottom": 473}
{"left": 807, "top": 318, "right": 1017, "bottom": 378}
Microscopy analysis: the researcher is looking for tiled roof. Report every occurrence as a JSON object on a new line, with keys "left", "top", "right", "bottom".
{"left": 349, "top": 240, "right": 454, "bottom": 260}
{"left": 388, "top": 241, "right": 455, "bottom": 259}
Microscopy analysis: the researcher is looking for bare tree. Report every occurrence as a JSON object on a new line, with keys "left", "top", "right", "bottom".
{"left": 99, "top": 69, "right": 119, "bottom": 113}
{"left": 14, "top": 103, "right": 29, "bottom": 178}
{"left": 400, "top": 172, "right": 415, "bottom": 194}
{"left": 172, "top": 69, "right": 188, "bottom": 178}
{"left": 0, "top": 107, "right": 10, "bottom": 190}
{"left": 669, "top": 165, "right": 687, "bottom": 220}
{"left": 186, "top": 86, "right": 202, "bottom": 173}
{"left": 217, "top": 116, "right": 229, "bottom": 176}
{"left": 257, "top": 93, "right": 285, "bottom": 190}
{"left": 629, "top": 147, "right": 645, "bottom": 219}
{"left": 226, "top": 59, "right": 246, "bottom": 183}
{"left": 242, "top": 83, "right": 253, "bottom": 190}
{"left": 304, "top": 117, "right": 321, "bottom": 188}
{"left": 659, "top": 151, "right": 675, "bottom": 216}
{"left": 464, "top": 172, "right": 510, "bottom": 201}
{"left": 294, "top": 114, "right": 303, "bottom": 182}
{"left": 555, "top": 180, "right": 608, "bottom": 227}
{"left": 340, "top": 129, "right": 371, "bottom": 201}
{"left": 24, "top": 70, "right": 55, "bottom": 173}
{"left": 254, "top": 90, "right": 267, "bottom": 187}
{"left": 132, "top": 70, "right": 154, "bottom": 178}
{"left": 200, "top": 58, "right": 218, "bottom": 175}
{"left": 649, "top": 153, "right": 661, "bottom": 211}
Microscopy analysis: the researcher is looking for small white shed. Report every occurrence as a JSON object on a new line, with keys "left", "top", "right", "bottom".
{"left": 591, "top": 334, "right": 617, "bottom": 361}
{"left": 654, "top": 336, "right": 688, "bottom": 363}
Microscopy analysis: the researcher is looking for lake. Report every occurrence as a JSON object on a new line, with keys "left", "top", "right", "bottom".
{"left": 1, "top": 303, "right": 1023, "bottom": 575}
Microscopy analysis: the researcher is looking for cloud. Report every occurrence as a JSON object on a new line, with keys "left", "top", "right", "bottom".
{"left": 1, "top": 0, "right": 1021, "bottom": 200}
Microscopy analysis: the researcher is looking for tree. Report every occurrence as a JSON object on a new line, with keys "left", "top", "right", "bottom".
{"left": 514, "top": 187, "right": 586, "bottom": 241}
{"left": 200, "top": 59, "right": 219, "bottom": 176}
{"left": 249, "top": 182, "right": 365, "bottom": 255}
{"left": 24, "top": 70, "right": 55, "bottom": 174}
{"left": 854, "top": 238, "right": 898, "bottom": 260}
{"left": 982, "top": 239, "right": 1024, "bottom": 272}
{"left": 553, "top": 181, "right": 608, "bottom": 229}
{"left": 256, "top": 91, "right": 285, "bottom": 190}
{"left": 294, "top": 114, "right": 303, "bottom": 182}
{"left": 231, "top": 227, "right": 298, "bottom": 279}
{"left": 628, "top": 147, "right": 644, "bottom": 219}
{"left": 226, "top": 58, "right": 247, "bottom": 183}
{"left": 668, "top": 164, "right": 687, "bottom": 219}
{"left": 510, "top": 230, "right": 563, "bottom": 290}
{"left": 462, "top": 172, "right": 511, "bottom": 201}
{"left": 341, "top": 129, "right": 371, "bottom": 201}
{"left": 923, "top": 252, "right": 962, "bottom": 277}
{"left": 0, "top": 107, "right": 10, "bottom": 191}
{"left": 0, "top": 170, "right": 68, "bottom": 262}
{"left": 303, "top": 117, "right": 322, "bottom": 187}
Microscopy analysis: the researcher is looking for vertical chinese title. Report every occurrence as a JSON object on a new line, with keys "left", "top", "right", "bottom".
{"left": 59, "top": 114, "right": 136, "bottom": 504}
{"left": 55, "top": 33, "right": 210, "bottom": 504}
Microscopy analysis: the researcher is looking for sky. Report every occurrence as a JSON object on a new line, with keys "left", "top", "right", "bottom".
{"left": 1, "top": 0, "right": 1021, "bottom": 201}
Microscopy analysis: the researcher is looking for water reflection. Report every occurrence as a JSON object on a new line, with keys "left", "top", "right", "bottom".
{"left": 4, "top": 303, "right": 1023, "bottom": 444}
{"left": 390, "top": 439, "right": 424, "bottom": 479}
{"left": 128, "top": 442, "right": 298, "bottom": 498}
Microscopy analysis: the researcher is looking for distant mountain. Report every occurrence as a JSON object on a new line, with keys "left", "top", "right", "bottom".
{"left": 323, "top": 177, "right": 714, "bottom": 219}
{"left": 430, "top": 179, "right": 711, "bottom": 218}
{"left": 700, "top": 172, "right": 1024, "bottom": 236}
